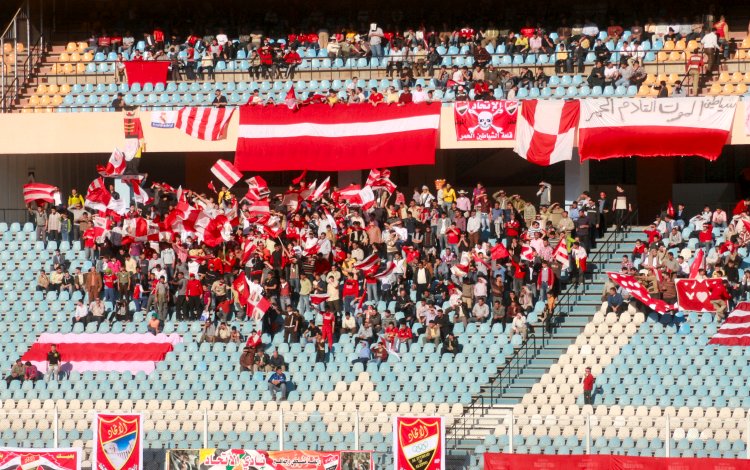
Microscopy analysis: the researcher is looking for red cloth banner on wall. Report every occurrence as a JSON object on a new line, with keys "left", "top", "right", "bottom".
{"left": 453, "top": 101, "right": 517, "bottom": 141}
{"left": 393, "top": 416, "right": 445, "bottom": 470}
{"left": 0, "top": 447, "right": 82, "bottom": 470}
{"left": 235, "top": 103, "right": 441, "bottom": 171}
{"left": 484, "top": 453, "right": 750, "bottom": 470}
{"left": 92, "top": 413, "right": 143, "bottom": 470}
{"left": 124, "top": 61, "right": 170, "bottom": 86}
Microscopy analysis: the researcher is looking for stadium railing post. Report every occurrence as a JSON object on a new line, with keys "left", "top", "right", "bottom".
{"left": 508, "top": 411, "right": 514, "bottom": 454}
{"left": 354, "top": 410, "right": 360, "bottom": 451}
{"left": 747, "top": 418, "right": 750, "bottom": 459}
{"left": 278, "top": 409, "right": 284, "bottom": 451}
{"left": 585, "top": 414, "right": 591, "bottom": 454}
{"left": 53, "top": 406, "right": 58, "bottom": 447}
{"left": 665, "top": 414, "right": 671, "bottom": 458}
{"left": 202, "top": 409, "right": 208, "bottom": 448}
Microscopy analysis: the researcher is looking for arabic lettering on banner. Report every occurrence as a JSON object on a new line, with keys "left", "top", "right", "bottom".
{"left": 165, "top": 449, "right": 374, "bottom": 470}
{"left": 675, "top": 278, "right": 725, "bottom": 312}
{"left": 92, "top": 413, "right": 143, "bottom": 470}
{"left": 453, "top": 101, "right": 518, "bottom": 141}
{"left": 0, "top": 447, "right": 82, "bottom": 470}
{"left": 580, "top": 96, "right": 738, "bottom": 126}
{"left": 393, "top": 416, "right": 445, "bottom": 470}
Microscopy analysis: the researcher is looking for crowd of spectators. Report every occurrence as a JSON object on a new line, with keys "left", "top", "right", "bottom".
{"left": 83, "top": 14, "right": 743, "bottom": 100}
{"left": 26, "top": 175, "right": 620, "bottom": 387}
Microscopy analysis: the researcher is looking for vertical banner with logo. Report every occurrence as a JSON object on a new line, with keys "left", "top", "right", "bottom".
{"left": 92, "top": 413, "right": 143, "bottom": 470}
{"left": 393, "top": 416, "right": 445, "bottom": 470}
{"left": 453, "top": 101, "right": 518, "bottom": 141}
{"left": 0, "top": 447, "right": 82, "bottom": 470}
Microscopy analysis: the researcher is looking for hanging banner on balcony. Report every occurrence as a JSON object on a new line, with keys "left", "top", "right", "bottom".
{"left": 453, "top": 101, "right": 518, "bottom": 141}
{"left": 92, "top": 413, "right": 143, "bottom": 470}
{"left": 0, "top": 447, "right": 82, "bottom": 470}
{"left": 393, "top": 416, "right": 445, "bottom": 470}
{"left": 165, "top": 449, "right": 374, "bottom": 470}
{"left": 484, "top": 453, "right": 750, "bottom": 469}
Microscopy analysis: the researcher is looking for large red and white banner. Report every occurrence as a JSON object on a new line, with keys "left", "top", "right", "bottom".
{"left": 165, "top": 449, "right": 373, "bottom": 470}
{"left": 675, "top": 278, "right": 725, "bottom": 312}
{"left": 23, "top": 183, "right": 59, "bottom": 205}
{"left": 22, "top": 333, "right": 182, "bottom": 374}
{"left": 393, "top": 416, "right": 445, "bottom": 470}
{"left": 176, "top": 106, "right": 234, "bottom": 141}
{"left": 484, "top": 453, "right": 750, "bottom": 469}
{"left": 0, "top": 447, "right": 82, "bottom": 470}
{"left": 235, "top": 103, "right": 441, "bottom": 171}
{"left": 92, "top": 413, "right": 143, "bottom": 470}
{"left": 124, "top": 61, "right": 169, "bottom": 86}
{"left": 607, "top": 272, "right": 673, "bottom": 314}
{"left": 210, "top": 159, "right": 243, "bottom": 188}
{"left": 514, "top": 100, "right": 580, "bottom": 166}
{"left": 578, "top": 97, "right": 738, "bottom": 161}
{"left": 453, "top": 101, "right": 517, "bottom": 141}
{"left": 709, "top": 301, "right": 750, "bottom": 346}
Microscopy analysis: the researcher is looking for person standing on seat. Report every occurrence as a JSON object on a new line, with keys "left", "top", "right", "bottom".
{"left": 583, "top": 367, "right": 595, "bottom": 405}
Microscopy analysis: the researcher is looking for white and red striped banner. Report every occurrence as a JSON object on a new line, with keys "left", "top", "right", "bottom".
{"left": 513, "top": 100, "right": 580, "bottom": 166}
{"left": 608, "top": 272, "right": 674, "bottom": 314}
{"left": 234, "top": 103, "right": 441, "bottom": 171}
{"left": 96, "top": 148, "right": 126, "bottom": 177}
{"left": 210, "top": 159, "right": 243, "bottom": 188}
{"left": 579, "top": 97, "right": 738, "bottom": 161}
{"left": 176, "top": 106, "right": 234, "bottom": 141}
{"left": 23, "top": 183, "right": 58, "bottom": 205}
{"left": 709, "top": 301, "right": 750, "bottom": 346}
{"left": 22, "top": 333, "right": 182, "bottom": 374}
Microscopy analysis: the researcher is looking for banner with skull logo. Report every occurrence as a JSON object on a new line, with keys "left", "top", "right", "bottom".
{"left": 453, "top": 101, "right": 518, "bottom": 141}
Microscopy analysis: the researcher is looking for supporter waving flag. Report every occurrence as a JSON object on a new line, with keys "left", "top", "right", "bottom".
{"left": 176, "top": 106, "right": 235, "bottom": 141}
{"left": 23, "top": 183, "right": 58, "bottom": 205}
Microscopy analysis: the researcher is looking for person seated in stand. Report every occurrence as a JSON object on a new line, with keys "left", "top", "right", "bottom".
{"left": 147, "top": 312, "right": 162, "bottom": 335}
{"left": 606, "top": 287, "right": 624, "bottom": 314}
{"left": 351, "top": 341, "right": 371, "bottom": 366}
{"left": 267, "top": 366, "right": 288, "bottom": 401}
{"left": 441, "top": 333, "right": 459, "bottom": 355}
{"left": 5, "top": 359, "right": 24, "bottom": 387}
{"left": 23, "top": 362, "right": 39, "bottom": 383}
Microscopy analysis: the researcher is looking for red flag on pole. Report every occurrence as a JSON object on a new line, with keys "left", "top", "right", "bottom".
{"left": 491, "top": 242, "right": 510, "bottom": 260}
{"left": 689, "top": 249, "right": 704, "bottom": 279}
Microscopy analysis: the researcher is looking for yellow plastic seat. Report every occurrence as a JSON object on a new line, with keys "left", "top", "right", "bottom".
{"left": 28, "top": 95, "right": 39, "bottom": 106}
{"left": 662, "top": 40, "right": 675, "bottom": 51}
{"left": 674, "top": 40, "right": 686, "bottom": 51}
{"left": 687, "top": 40, "right": 699, "bottom": 51}
{"left": 62, "top": 63, "right": 73, "bottom": 74}
{"left": 667, "top": 73, "right": 679, "bottom": 84}
{"left": 39, "top": 95, "right": 51, "bottom": 106}
{"left": 668, "top": 51, "right": 682, "bottom": 62}
{"left": 743, "top": 37, "right": 750, "bottom": 48}
{"left": 59, "top": 83, "right": 71, "bottom": 95}
{"left": 58, "top": 52, "right": 70, "bottom": 63}
{"left": 648, "top": 86, "right": 659, "bottom": 96}
{"left": 47, "top": 83, "right": 59, "bottom": 94}
{"left": 643, "top": 74, "right": 656, "bottom": 86}
{"left": 657, "top": 51, "right": 668, "bottom": 62}
{"left": 731, "top": 72, "right": 743, "bottom": 83}
{"left": 738, "top": 50, "right": 748, "bottom": 60}
{"left": 34, "top": 107, "right": 45, "bottom": 113}
{"left": 718, "top": 71, "right": 730, "bottom": 83}
{"left": 722, "top": 84, "right": 735, "bottom": 95}
{"left": 51, "top": 95, "right": 63, "bottom": 106}
{"left": 69, "top": 52, "right": 81, "bottom": 62}
{"left": 707, "top": 83, "right": 722, "bottom": 95}
{"left": 637, "top": 85, "right": 650, "bottom": 96}
{"left": 735, "top": 83, "right": 748, "bottom": 95}
{"left": 82, "top": 52, "right": 93, "bottom": 62}
{"left": 66, "top": 42, "right": 77, "bottom": 53}
{"left": 744, "top": 72, "right": 750, "bottom": 83}
{"left": 75, "top": 63, "right": 86, "bottom": 74}
{"left": 35, "top": 84, "right": 47, "bottom": 95}
{"left": 21, "top": 107, "right": 33, "bottom": 113}
{"left": 76, "top": 42, "right": 87, "bottom": 53}
{"left": 656, "top": 73, "right": 668, "bottom": 84}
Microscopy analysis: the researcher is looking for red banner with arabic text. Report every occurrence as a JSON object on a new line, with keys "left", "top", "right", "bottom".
{"left": 0, "top": 448, "right": 81, "bottom": 470}
{"left": 165, "top": 449, "right": 373, "bottom": 470}
{"left": 92, "top": 413, "right": 143, "bottom": 470}
{"left": 484, "top": 453, "right": 750, "bottom": 470}
{"left": 453, "top": 101, "right": 518, "bottom": 141}
{"left": 394, "top": 416, "right": 445, "bottom": 470}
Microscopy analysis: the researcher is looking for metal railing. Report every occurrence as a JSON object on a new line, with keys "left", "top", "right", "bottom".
{"left": 0, "top": 0, "right": 46, "bottom": 112}
{"left": 447, "top": 210, "right": 640, "bottom": 448}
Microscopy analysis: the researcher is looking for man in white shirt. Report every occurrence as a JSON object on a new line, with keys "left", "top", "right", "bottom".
{"left": 216, "top": 30, "right": 229, "bottom": 48}
{"left": 471, "top": 297, "right": 490, "bottom": 323}
{"left": 701, "top": 29, "right": 719, "bottom": 72}
{"left": 466, "top": 211, "right": 482, "bottom": 247}
{"left": 368, "top": 23, "right": 384, "bottom": 58}
{"left": 412, "top": 84, "right": 428, "bottom": 103}
{"left": 509, "top": 312, "right": 528, "bottom": 341}
{"left": 73, "top": 301, "right": 88, "bottom": 325}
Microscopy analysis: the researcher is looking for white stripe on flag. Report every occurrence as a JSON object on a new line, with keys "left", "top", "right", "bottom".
{"left": 238, "top": 114, "right": 441, "bottom": 139}
{"left": 203, "top": 108, "right": 219, "bottom": 140}
{"left": 191, "top": 107, "right": 206, "bottom": 139}
{"left": 548, "top": 127, "right": 576, "bottom": 165}
{"left": 534, "top": 100, "right": 564, "bottom": 135}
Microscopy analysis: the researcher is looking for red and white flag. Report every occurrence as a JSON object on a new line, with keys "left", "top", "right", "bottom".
{"left": 127, "top": 179, "right": 152, "bottom": 205}
{"left": 373, "top": 262, "right": 396, "bottom": 279}
{"left": 96, "top": 148, "right": 127, "bottom": 177}
{"left": 203, "top": 214, "right": 232, "bottom": 247}
{"left": 709, "top": 302, "right": 750, "bottom": 346}
{"left": 490, "top": 242, "right": 510, "bottom": 260}
{"left": 241, "top": 238, "right": 257, "bottom": 266}
{"left": 23, "top": 183, "right": 58, "bottom": 205}
{"left": 176, "top": 106, "right": 234, "bottom": 141}
{"left": 675, "top": 278, "right": 725, "bottom": 312}
{"left": 244, "top": 176, "right": 271, "bottom": 201}
{"left": 210, "top": 159, "right": 243, "bottom": 189}
{"left": 308, "top": 176, "right": 330, "bottom": 201}
{"left": 579, "top": 97, "right": 738, "bottom": 161}
{"left": 247, "top": 296, "right": 271, "bottom": 320}
{"left": 285, "top": 86, "right": 298, "bottom": 110}
{"left": 85, "top": 178, "right": 112, "bottom": 212}
{"left": 235, "top": 103, "right": 440, "bottom": 171}
{"left": 553, "top": 239, "right": 570, "bottom": 269}
{"left": 520, "top": 245, "right": 536, "bottom": 262}
{"left": 608, "top": 272, "right": 674, "bottom": 314}
{"left": 366, "top": 168, "right": 397, "bottom": 194}
{"left": 354, "top": 253, "right": 380, "bottom": 271}
{"left": 513, "top": 100, "right": 580, "bottom": 166}
{"left": 310, "top": 293, "right": 329, "bottom": 306}
{"left": 689, "top": 249, "right": 704, "bottom": 278}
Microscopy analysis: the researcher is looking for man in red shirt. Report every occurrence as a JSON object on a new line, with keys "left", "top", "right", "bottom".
{"left": 582, "top": 367, "right": 595, "bottom": 405}
{"left": 283, "top": 48, "right": 302, "bottom": 79}
{"left": 396, "top": 323, "right": 413, "bottom": 352}
{"left": 258, "top": 44, "right": 274, "bottom": 79}
{"left": 710, "top": 280, "right": 731, "bottom": 322}
{"left": 321, "top": 310, "right": 335, "bottom": 350}
{"left": 397, "top": 86, "right": 413, "bottom": 106}
{"left": 368, "top": 87, "right": 384, "bottom": 106}
{"left": 185, "top": 273, "right": 203, "bottom": 320}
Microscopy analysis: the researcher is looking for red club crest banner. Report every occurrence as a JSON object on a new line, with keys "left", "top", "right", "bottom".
{"left": 453, "top": 101, "right": 518, "bottom": 141}
{"left": 92, "top": 413, "right": 143, "bottom": 470}
{"left": 0, "top": 447, "right": 81, "bottom": 470}
{"left": 393, "top": 416, "right": 445, "bottom": 470}
{"left": 676, "top": 278, "right": 725, "bottom": 312}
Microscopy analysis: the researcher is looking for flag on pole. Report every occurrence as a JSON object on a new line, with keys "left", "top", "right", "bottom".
{"left": 96, "top": 148, "right": 127, "bottom": 177}
{"left": 553, "top": 239, "right": 570, "bottom": 269}
{"left": 285, "top": 86, "right": 298, "bottom": 110}
{"left": 210, "top": 159, "right": 243, "bottom": 189}
{"left": 689, "top": 249, "right": 704, "bottom": 278}
{"left": 490, "top": 242, "right": 510, "bottom": 260}
{"left": 23, "top": 183, "right": 58, "bottom": 205}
